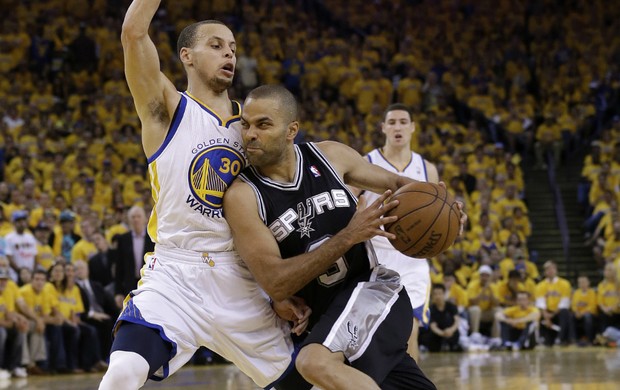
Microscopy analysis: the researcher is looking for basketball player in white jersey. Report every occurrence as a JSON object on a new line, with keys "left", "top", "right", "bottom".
{"left": 356, "top": 103, "right": 439, "bottom": 362}
{"left": 99, "top": 1, "right": 310, "bottom": 388}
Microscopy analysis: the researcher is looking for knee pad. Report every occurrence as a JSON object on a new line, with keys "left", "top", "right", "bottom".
{"left": 99, "top": 351, "right": 149, "bottom": 390}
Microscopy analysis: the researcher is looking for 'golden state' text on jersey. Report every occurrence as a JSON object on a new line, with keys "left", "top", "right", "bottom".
{"left": 239, "top": 143, "right": 379, "bottom": 328}
{"left": 147, "top": 92, "right": 246, "bottom": 252}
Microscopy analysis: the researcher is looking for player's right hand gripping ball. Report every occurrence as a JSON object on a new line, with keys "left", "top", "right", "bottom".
{"left": 384, "top": 182, "right": 461, "bottom": 258}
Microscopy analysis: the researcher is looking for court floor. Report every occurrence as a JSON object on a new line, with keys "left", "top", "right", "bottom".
{"left": 5, "top": 347, "right": 620, "bottom": 389}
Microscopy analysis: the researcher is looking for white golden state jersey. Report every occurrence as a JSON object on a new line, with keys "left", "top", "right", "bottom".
{"left": 147, "top": 92, "right": 246, "bottom": 252}
{"left": 364, "top": 148, "right": 428, "bottom": 251}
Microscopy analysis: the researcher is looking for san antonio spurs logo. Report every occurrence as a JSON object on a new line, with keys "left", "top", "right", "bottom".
{"left": 296, "top": 199, "right": 315, "bottom": 238}
{"left": 188, "top": 145, "right": 245, "bottom": 208}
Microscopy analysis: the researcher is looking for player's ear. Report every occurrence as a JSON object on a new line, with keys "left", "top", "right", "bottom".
{"left": 179, "top": 47, "right": 192, "bottom": 66}
{"left": 287, "top": 121, "right": 299, "bottom": 141}
{"left": 381, "top": 122, "right": 387, "bottom": 134}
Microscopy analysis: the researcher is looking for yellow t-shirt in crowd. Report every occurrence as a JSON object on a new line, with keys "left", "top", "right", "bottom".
{"left": 597, "top": 280, "right": 620, "bottom": 314}
{"left": 535, "top": 277, "right": 571, "bottom": 312}
{"left": 467, "top": 280, "right": 499, "bottom": 311}
{"left": 56, "top": 285, "right": 84, "bottom": 320}
{"left": 571, "top": 288, "right": 597, "bottom": 316}
{"left": 503, "top": 305, "right": 538, "bottom": 329}
{"left": 19, "top": 283, "right": 58, "bottom": 316}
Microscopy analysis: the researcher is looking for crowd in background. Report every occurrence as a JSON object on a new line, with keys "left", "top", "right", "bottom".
{"left": 1, "top": 0, "right": 620, "bottom": 380}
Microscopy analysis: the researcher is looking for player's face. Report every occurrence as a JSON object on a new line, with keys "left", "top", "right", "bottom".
{"left": 241, "top": 97, "right": 294, "bottom": 168}
{"left": 182, "top": 24, "right": 237, "bottom": 93}
{"left": 382, "top": 110, "right": 414, "bottom": 147}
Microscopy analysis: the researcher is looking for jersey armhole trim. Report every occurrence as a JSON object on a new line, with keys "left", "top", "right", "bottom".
{"left": 147, "top": 95, "right": 187, "bottom": 164}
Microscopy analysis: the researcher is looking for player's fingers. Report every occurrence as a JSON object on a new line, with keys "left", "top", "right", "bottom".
{"left": 379, "top": 229, "right": 397, "bottom": 240}
{"left": 368, "top": 189, "right": 393, "bottom": 210}
{"left": 380, "top": 215, "right": 398, "bottom": 225}
{"left": 437, "top": 181, "right": 447, "bottom": 188}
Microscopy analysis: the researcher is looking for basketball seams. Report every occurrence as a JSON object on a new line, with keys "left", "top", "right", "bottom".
{"left": 399, "top": 191, "right": 448, "bottom": 254}
{"left": 385, "top": 182, "right": 460, "bottom": 258}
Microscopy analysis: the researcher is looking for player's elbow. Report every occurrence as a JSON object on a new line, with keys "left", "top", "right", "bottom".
{"left": 120, "top": 22, "right": 148, "bottom": 44}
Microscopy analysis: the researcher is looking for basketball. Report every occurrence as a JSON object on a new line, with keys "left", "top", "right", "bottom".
{"left": 384, "top": 182, "right": 461, "bottom": 258}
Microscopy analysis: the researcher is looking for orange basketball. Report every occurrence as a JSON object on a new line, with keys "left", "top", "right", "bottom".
{"left": 384, "top": 182, "right": 461, "bottom": 258}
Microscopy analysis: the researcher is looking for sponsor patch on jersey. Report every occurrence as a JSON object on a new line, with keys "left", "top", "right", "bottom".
{"left": 309, "top": 165, "right": 321, "bottom": 177}
{"left": 188, "top": 145, "right": 245, "bottom": 209}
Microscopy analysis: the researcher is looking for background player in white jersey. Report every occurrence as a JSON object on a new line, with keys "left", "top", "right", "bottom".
{"left": 99, "top": 2, "right": 309, "bottom": 389}
{"left": 356, "top": 103, "right": 439, "bottom": 362}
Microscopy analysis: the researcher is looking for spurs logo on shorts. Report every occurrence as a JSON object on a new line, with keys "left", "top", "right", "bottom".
{"left": 187, "top": 145, "right": 245, "bottom": 210}
{"left": 347, "top": 321, "right": 359, "bottom": 349}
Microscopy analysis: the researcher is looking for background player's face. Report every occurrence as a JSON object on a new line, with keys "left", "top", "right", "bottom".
{"left": 382, "top": 110, "right": 414, "bottom": 147}
{"left": 241, "top": 97, "right": 295, "bottom": 168}
{"left": 181, "top": 24, "right": 236, "bottom": 93}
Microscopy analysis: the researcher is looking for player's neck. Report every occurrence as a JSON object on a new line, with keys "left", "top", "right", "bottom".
{"left": 186, "top": 85, "right": 232, "bottom": 117}
{"left": 381, "top": 145, "right": 411, "bottom": 169}
{"left": 257, "top": 147, "right": 297, "bottom": 183}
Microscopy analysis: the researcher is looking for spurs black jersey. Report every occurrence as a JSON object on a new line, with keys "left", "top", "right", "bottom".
{"left": 239, "top": 142, "right": 378, "bottom": 327}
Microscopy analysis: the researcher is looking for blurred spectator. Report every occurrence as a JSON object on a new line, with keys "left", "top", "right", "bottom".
{"left": 496, "top": 291, "right": 540, "bottom": 350}
{"left": 89, "top": 232, "right": 114, "bottom": 291}
{"left": 56, "top": 210, "right": 81, "bottom": 261}
{"left": 0, "top": 266, "right": 28, "bottom": 378}
{"left": 597, "top": 263, "right": 620, "bottom": 333}
{"left": 16, "top": 269, "right": 52, "bottom": 375}
{"left": 467, "top": 265, "right": 500, "bottom": 339}
{"left": 113, "top": 206, "right": 153, "bottom": 308}
{"left": 48, "top": 262, "right": 81, "bottom": 373}
{"left": 70, "top": 219, "right": 98, "bottom": 263}
{"left": 571, "top": 275, "right": 597, "bottom": 345}
{"left": 536, "top": 261, "right": 574, "bottom": 346}
{"left": 534, "top": 114, "right": 562, "bottom": 169}
{"left": 74, "top": 260, "right": 116, "bottom": 361}
{"left": 419, "top": 284, "right": 461, "bottom": 352}
{"left": 5, "top": 210, "right": 37, "bottom": 281}
{"left": 34, "top": 222, "right": 55, "bottom": 271}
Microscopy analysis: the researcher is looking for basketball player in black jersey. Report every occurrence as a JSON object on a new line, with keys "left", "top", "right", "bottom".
{"left": 224, "top": 85, "right": 438, "bottom": 390}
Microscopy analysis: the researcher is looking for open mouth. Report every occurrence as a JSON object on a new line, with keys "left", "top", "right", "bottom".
{"left": 221, "top": 63, "right": 234, "bottom": 74}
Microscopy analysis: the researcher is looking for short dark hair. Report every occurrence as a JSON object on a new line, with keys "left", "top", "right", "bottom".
{"left": 246, "top": 85, "right": 299, "bottom": 122}
{"left": 177, "top": 20, "right": 226, "bottom": 57}
{"left": 383, "top": 103, "right": 413, "bottom": 122}
{"left": 432, "top": 283, "right": 446, "bottom": 292}
{"left": 33, "top": 270, "right": 48, "bottom": 278}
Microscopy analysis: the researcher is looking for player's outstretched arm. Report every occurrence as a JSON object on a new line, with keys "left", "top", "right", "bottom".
{"left": 316, "top": 141, "right": 416, "bottom": 194}
{"left": 121, "top": 0, "right": 180, "bottom": 157}
{"left": 224, "top": 179, "right": 399, "bottom": 301}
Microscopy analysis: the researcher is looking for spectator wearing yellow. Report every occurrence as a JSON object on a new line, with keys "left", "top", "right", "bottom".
{"left": 443, "top": 273, "right": 469, "bottom": 313}
{"left": 597, "top": 262, "right": 620, "bottom": 333}
{"left": 467, "top": 265, "right": 500, "bottom": 338}
{"left": 18, "top": 269, "right": 64, "bottom": 375}
{"left": 571, "top": 275, "right": 597, "bottom": 344}
{"left": 496, "top": 291, "right": 540, "bottom": 350}
{"left": 351, "top": 67, "right": 377, "bottom": 115}
{"left": 496, "top": 270, "right": 527, "bottom": 307}
{"left": 48, "top": 262, "right": 82, "bottom": 373}
{"left": 601, "top": 221, "right": 620, "bottom": 263}
{"left": 534, "top": 114, "right": 562, "bottom": 169}
{"left": 536, "top": 260, "right": 574, "bottom": 346}
{"left": 34, "top": 222, "right": 55, "bottom": 271}
{"left": 0, "top": 266, "right": 28, "bottom": 378}
{"left": 495, "top": 184, "right": 528, "bottom": 220}
{"left": 499, "top": 250, "right": 539, "bottom": 282}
